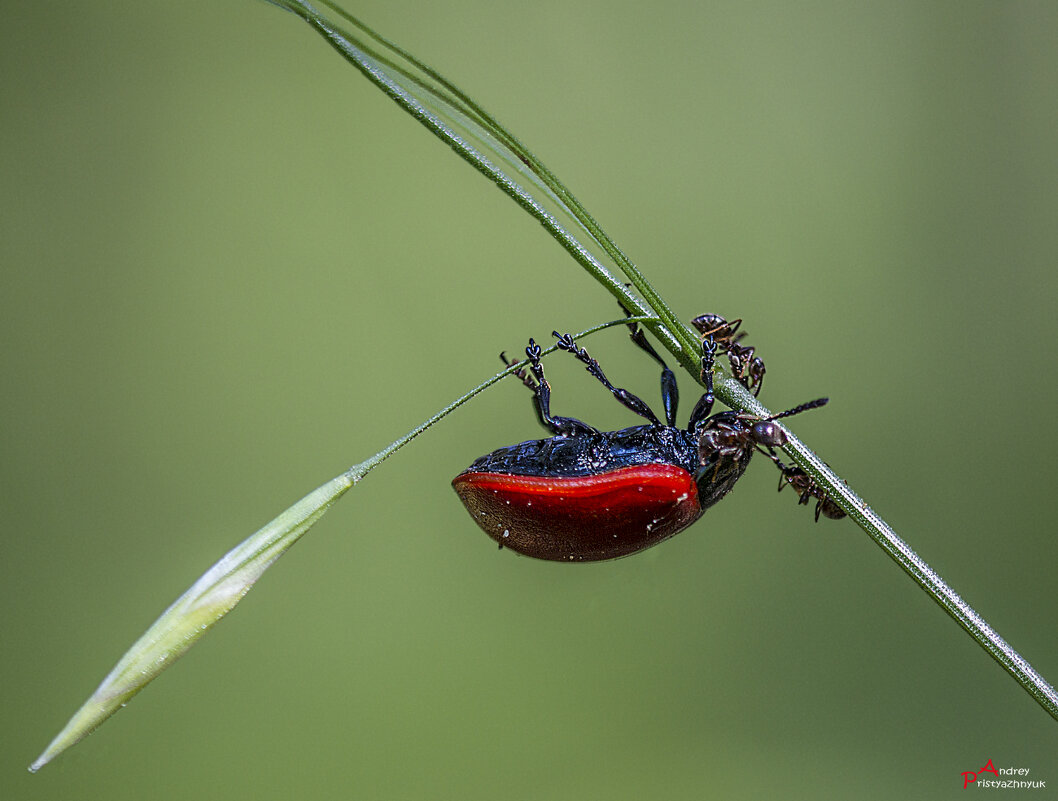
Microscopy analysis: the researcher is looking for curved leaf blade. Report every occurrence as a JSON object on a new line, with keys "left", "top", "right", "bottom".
{"left": 28, "top": 474, "right": 355, "bottom": 773}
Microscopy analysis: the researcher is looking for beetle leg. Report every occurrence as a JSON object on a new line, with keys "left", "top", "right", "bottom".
{"left": 522, "top": 338, "right": 598, "bottom": 436}
{"left": 552, "top": 331, "right": 663, "bottom": 426}
{"left": 625, "top": 321, "right": 679, "bottom": 428}
{"left": 500, "top": 351, "right": 538, "bottom": 391}
{"left": 503, "top": 349, "right": 579, "bottom": 434}
{"left": 688, "top": 337, "right": 717, "bottom": 432}
{"left": 501, "top": 349, "right": 550, "bottom": 432}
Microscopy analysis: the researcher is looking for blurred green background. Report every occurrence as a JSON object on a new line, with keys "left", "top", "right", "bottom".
{"left": 3, "top": 1, "right": 1057, "bottom": 799}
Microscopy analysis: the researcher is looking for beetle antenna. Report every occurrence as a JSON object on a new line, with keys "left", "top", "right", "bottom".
{"left": 767, "top": 397, "right": 829, "bottom": 422}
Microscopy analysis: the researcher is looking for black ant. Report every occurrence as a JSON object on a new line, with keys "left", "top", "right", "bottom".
{"left": 691, "top": 313, "right": 766, "bottom": 396}
{"left": 762, "top": 451, "right": 847, "bottom": 522}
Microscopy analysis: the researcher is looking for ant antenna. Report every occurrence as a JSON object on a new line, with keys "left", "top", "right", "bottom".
{"left": 737, "top": 398, "right": 829, "bottom": 449}
{"left": 766, "top": 397, "right": 828, "bottom": 422}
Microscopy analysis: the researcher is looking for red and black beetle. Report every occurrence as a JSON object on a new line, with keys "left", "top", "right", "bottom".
{"left": 452, "top": 317, "right": 836, "bottom": 562}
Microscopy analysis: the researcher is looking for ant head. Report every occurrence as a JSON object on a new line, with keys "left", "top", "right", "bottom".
{"left": 744, "top": 398, "right": 829, "bottom": 448}
{"left": 691, "top": 314, "right": 742, "bottom": 341}
{"left": 750, "top": 420, "right": 786, "bottom": 448}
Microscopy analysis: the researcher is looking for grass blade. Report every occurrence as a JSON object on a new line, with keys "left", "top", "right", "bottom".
{"left": 264, "top": 0, "right": 695, "bottom": 360}
{"left": 28, "top": 474, "right": 355, "bottom": 773}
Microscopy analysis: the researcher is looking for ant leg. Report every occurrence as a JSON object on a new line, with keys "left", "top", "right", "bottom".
{"left": 759, "top": 448, "right": 813, "bottom": 504}
{"left": 688, "top": 337, "right": 717, "bottom": 432}
{"left": 814, "top": 495, "right": 846, "bottom": 521}
{"left": 552, "top": 332, "right": 662, "bottom": 425}
{"left": 505, "top": 341, "right": 597, "bottom": 436}
{"left": 626, "top": 321, "right": 679, "bottom": 427}
{"left": 758, "top": 448, "right": 846, "bottom": 522}
{"left": 727, "top": 344, "right": 766, "bottom": 397}
{"left": 747, "top": 357, "right": 766, "bottom": 397}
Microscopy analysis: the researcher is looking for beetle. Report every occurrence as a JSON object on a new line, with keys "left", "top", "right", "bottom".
{"left": 452, "top": 317, "right": 837, "bottom": 562}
